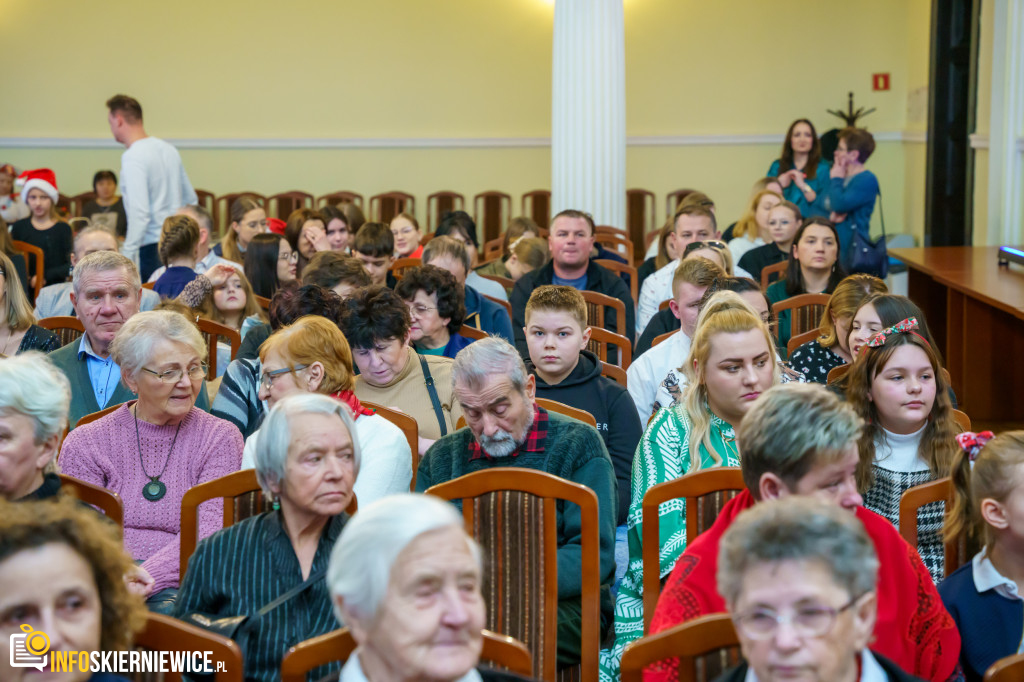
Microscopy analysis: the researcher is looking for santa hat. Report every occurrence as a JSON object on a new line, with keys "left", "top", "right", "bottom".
{"left": 18, "top": 168, "right": 59, "bottom": 204}
{"left": 267, "top": 217, "right": 287, "bottom": 236}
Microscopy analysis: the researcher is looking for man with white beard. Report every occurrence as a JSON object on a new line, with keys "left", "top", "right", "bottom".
{"left": 415, "top": 336, "right": 617, "bottom": 667}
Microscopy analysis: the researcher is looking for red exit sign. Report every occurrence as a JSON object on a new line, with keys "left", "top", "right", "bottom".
{"left": 873, "top": 73, "right": 891, "bottom": 91}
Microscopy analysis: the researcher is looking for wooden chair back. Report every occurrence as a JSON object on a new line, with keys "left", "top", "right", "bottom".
{"left": 601, "top": 361, "right": 628, "bottom": 388}
{"left": 133, "top": 612, "right": 243, "bottom": 682}
{"left": 370, "top": 191, "right": 415, "bottom": 224}
{"left": 473, "top": 191, "right": 512, "bottom": 243}
{"left": 58, "top": 474, "right": 124, "bottom": 528}
{"left": 427, "top": 191, "right": 466, "bottom": 231}
{"left": 580, "top": 289, "right": 627, "bottom": 337}
{"left": 626, "top": 188, "right": 657, "bottom": 261}
{"left": 36, "top": 316, "right": 85, "bottom": 347}
{"left": 254, "top": 294, "right": 271, "bottom": 312}
{"left": 267, "top": 191, "right": 314, "bottom": 221}
{"left": 141, "top": 281, "right": 155, "bottom": 290}
{"left": 951, "top": 408, "right": 971, "bottom": 431}
{"left": 75, "top": 402, "right": 124, "bottom": 427}
{"left": 787, "top": 329, "right": 821, "bottom": 356}
{"left": 482, "top": 293, "right": 513, "bottom": 319}
{"left": 985, "top": 653, "right": 1024, "bottom": 681}
{"left": 70, "top": 191, "right": 96, "bottom": 217}
{"left": 456, "top": 398, "right": 597, "bottom": 430}
{"left": 389, "top": 256, "right": 422, "bottom": 279}
{"left": 620, "top": 613, "right": 740, "bottom": 682}
{"left": 280, "top": 628, "right": 532, "bottom": 682}
{"left": 476, "top": 272, "right": 515, "bottom": 291}
{"left": 665, "top": 189, "right": 697, "bottom": 219}
{"left": 317, "top": 191, "right": 364, "bottom": 208}
{"left": 216, "top": 193, "right": 266, "bottom": 240}
{"left": 826, "top": 363, "right": 849, "bottom": 385}
{"left": 595, "top": 234, "right": 635, "bottom": 264}
{"left": 594, "top": 258, "right": 639, "bottom": 306}
{"left": 760, "top": 260, "right": 788, "bottom": 290}
{"left": 651, "top": 330, "right": 677, "bottom": 348}
{"left": 771, "top": 293, "right": 831, "bottom": 341}
{"left": 641, "top": 467, "right": 745, "bottom": 632}
{"left": 899, "top": 476, "right": 970, "bottom": 578}
{"left": 589, "top": 326, "right": 633, "bottom": 369}
{"left": 197, "top": 318, "right": 241, "bottom": 380}
{"left": 425, "top": 468, "right": 601, "bottom": 682}
{"left": 522, "top": 189, "right": 552, "bottom": 228}
{"left": 595, "top": 225, "right": 628, "bottom": 237}
{"left": 482, "top": 236, "right": 504, "bottom": 262}
{"left": 194, "top": 189, "right": 217, "bottom": 228}
{"left": 55, "top": 193, "right": 73, "bottom": 220}
{"left": 12, "top": 240, "right": 44, "bottom": 301}
{"left": 361, "top": 401, "right": 419, "bottom": 490}
{"left": 460, "top": 324, "right": 490, "bottom": 341}
{"left": 659, "top": 299, "right": 672, "bottom": 312}
{"left": 179, "top": 469, "right": 357, "bottom": 578}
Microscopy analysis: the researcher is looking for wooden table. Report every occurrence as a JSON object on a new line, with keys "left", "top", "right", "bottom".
{"left": 889, "top": 246, "right": 1024, "bottom": 424}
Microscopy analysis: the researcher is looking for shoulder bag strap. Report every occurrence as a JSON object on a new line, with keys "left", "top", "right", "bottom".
{"left": 417, "top": 353, "right": 448, "bottom": 437}
{"left": 876, "top": 187, "right": 887, "bottom": 241}
{"left": 255, "top": 566, "right": 328, "bottom": 619}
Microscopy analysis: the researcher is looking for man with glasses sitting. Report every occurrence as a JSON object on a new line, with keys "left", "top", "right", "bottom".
{"left": 646, "top": 384, "right": 961, "bottom": 682}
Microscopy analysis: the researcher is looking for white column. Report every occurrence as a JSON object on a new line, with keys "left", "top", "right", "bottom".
{"left": 551, "top": 0, "right": 626, "bottom": 230}
{"left": 986, "top": 0, "right": 1024, "bottom": 245}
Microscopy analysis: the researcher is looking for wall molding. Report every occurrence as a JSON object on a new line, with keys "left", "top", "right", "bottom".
{"left": 0, "top": 130, "right": 925, "bottom": 151}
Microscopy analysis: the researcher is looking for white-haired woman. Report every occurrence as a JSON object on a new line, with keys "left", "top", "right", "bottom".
{"left": 325, "top": 493, "right": 522, "bottom": 682}
{"left": 0, "top": 352, "right": 70, "bottom": 501}
{"left": 174, "top": 393, "right": 359, "bottom": 682}
{"left": 59, "top": 310, "right": 243, "bottom": 614}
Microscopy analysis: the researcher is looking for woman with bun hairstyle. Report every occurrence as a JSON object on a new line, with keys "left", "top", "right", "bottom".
{"left": 152, "top": 214, "right": 200, "bottom": 298}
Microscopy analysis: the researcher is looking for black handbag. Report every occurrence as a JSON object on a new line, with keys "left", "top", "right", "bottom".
{"left": 846, "top": 188, "right": 889, "bottom": 279}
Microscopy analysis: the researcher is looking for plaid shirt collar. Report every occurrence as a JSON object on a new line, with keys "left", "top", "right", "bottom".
{"left": 468, "top": 403, "right": 548, "bottom": 461}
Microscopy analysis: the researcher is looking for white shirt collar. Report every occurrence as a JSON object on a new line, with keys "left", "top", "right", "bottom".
{"left": 973, "top": 547, "right": 1023, "bottom": 600}
{"left": 339, "top": 649, "right": 484, "bottom": 682}
{"left": 743, "top": 650, "right": 887, "bottom": 682}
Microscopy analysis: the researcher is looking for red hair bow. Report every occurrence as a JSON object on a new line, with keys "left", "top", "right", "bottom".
{"left": 866, "top": 317, "right": 920, "bottom": 348}
{"left": 955, "top": 431, "right": 995, "bottom": 461}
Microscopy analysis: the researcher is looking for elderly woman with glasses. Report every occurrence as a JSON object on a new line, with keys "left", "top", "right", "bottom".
{"left": 175, "top": 393, "right": 359, "bottom": 682}
{"left": 59, "top": 310, "right": 243, "bottom": 614}
{"left": 239, "top": 314, "right": 412, "bottom": 505}
{"left": 715, "top": 497, "right": 919, "bottom": 682}
{"left": 0, "top": 353, "right": 71, "bottom": 502}
{"left": 394, "top": 264, "right": 473, "bottom": 358}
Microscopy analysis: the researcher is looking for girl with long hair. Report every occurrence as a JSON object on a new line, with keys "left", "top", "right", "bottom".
{"left": 767, "top": 118, "right": 831, "bottom": 217}
{"left": 10, "top": 169, "right": 72, "bottom": 288}
{"left": 216, "top": 195, "right": 267, "bottom": 263}
{"left": 244, "top": 233, "right": 297, "bottom": 299}
{"left": 0, "top": 251, "right": 58, "bottom": 356}
{"left": 726, "top": 189, "right": 781, "bottom": 264}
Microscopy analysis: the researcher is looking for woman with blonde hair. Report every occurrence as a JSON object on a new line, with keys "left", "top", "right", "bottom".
{"left": 0, "top": 251, "right": 58, "bottom": 356}
{"left": 788, "top": 273, "right": 887, "bottom": 384}
{"left": 600, "top": 291, "right": 779, "bottom": 679}
{"left": 215, "top": 195, "right": 266, "bottom": 264}
{"left": 475, "top": 233, "right": 548, "bottom": 286}
{"left": 727, "top": 189, "right": 782, "bottom": 263}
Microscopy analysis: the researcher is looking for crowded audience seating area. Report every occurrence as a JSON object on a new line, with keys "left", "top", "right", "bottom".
{"left": 3, "top": 92, "right": 1024, "bottom": 682}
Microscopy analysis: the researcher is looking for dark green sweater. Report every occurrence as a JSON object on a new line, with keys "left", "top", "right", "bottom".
{"left": 416, "top": 410, "right": 617, "bottom": 608}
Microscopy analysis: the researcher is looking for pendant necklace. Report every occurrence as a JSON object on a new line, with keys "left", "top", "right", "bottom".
{"left": 134, "top": 404, "right": 182, "bottom": 502}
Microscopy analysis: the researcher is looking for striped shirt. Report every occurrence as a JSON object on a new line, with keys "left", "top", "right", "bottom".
{"left": 174, "top": 510, "right": 347, "bottom": 682}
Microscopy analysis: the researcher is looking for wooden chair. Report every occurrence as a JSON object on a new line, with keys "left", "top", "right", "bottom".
{"left": 601, "top": 361, "right": 628, "bottom": 388}
{"left": 12, "top": 240, "right": 44, "bottom": 301}
{"left": 194, "top": 188, "right": 216, "bottom": 217}
{"left": 620, "top": 613, "right": 740, "bottom": 682}
{"left": 986, "top": 653, "right": 1024, "bottom": 681}
{"left": 70, "top": 191, "right": 96, "bottom": 217}
{"left": 427, "top": 190, "right": 466, "bottom": 231}
{"left": 141, "top": 281, "right": 155, "bottom": 290}
{"left": 786, "top": 328, "right": 820, "bottom": 356}
{"left": 483, "top": 293, "right": 513, "bottom": 319}
{"left": 482, "top": 236, "right": 504, "bottom": 262}
{"left": 590, "top": 327, "right": 633, "bottom": 369}
{"left": 760, "top": 260, "right": 788, "bottom": 290}
{"left": 457, "top": 398, "right": 597, "bottom": 430}
{"left": 58, "top": 474, "right": 124, "bottom": 527}
{"left": 595, "top": 233, "right": 635, "bottom": 264}
{"left": 281, "top": 628, "right": 532, "bottom": 682}
{"left": 425, "top": 468, "right": 601, "bottom": 682}
{"left": 522, "top": 189, "right": 552, "bottom": 228}
{"left": 317, "top": 191, "right": 364, "bottom": 208}
{"left": 476, "top": 271, "right": 515, "bottom": 291}
{"left": 580, "top": 290, "right": 627, "bottom": 337}
{"left": 626, "top": 188, "right": 657, "bottom": 262}
{"left": 665, "top": 189, "right": 696, "bottom": 220}
{"left": 952, "top": 408, "right": 971, "bottom": 431}
{"left": 254, "top": 294, "right": 271, "bottom": 312}
{"left": 216, "top": 193, "right": 266, "bottom": 239}
{"left": 267, "top": 191, "right": 314, "bottom": 221}
{"left": 473, "top": 191, "right": 512, "bottom": 243}
{"left": 370, "top": 191, "right": 415, "bottom": 224}
{"left": 55, "top": 193, "right": 73, "bottom": 220}
{"left": 361, "top": 401, "right": 419, "bottom": 490}
{"left": 641, "top": 467, "right": 746, "bottom": 631}
{"left": 460, "top": 325, "right": 490, "bottom": 341}
{"left": 594, "top": 258, "right": 639, "bottom": 306}
{"left": 652, "top": 330, "right": 677, "bottom": 348}
{"left": 197, "top": 318, "right": 241, "bottom": 380}
{"left": 899, "top": 476, "right": 970, "bottom": 578}
{"left": 134, "top": 612, "right": 244, "bottom": 682}
{"left": 826, "top": 364, "right": 849, "bottom": 385}
{"left": 595, "top": 225, "right": 628, "bottom": 237}
{"left": 389, "top": 256, "right": 422, "bottom": 279}
{"left": 771, "top": 293, "right": 830, "bottom": 341}
{"left": 36, "top": 316, "right": 85, "bottom": 346}
{"left": 658, "top": 299, "right": 672, "bottom": 312}
{"left": 76, "top": 402, "right": 124, "bottom": 427}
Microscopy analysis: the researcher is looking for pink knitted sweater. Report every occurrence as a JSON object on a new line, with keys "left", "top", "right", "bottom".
{"left": 59, "top": 403, "right": 243, "bottom": 593}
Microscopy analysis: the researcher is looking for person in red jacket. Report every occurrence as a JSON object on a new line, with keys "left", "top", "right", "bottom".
{"left": 647, "top": 383, "right": 961, "bottom": 682}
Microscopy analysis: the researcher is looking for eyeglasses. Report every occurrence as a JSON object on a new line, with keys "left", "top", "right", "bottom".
{"left": 278, "top": 251, "right": 299, "bottom": 262}
{"left": 141, "top": 364, "right": 208, "bottom": 383}
{"left": 732, "top": 595, "right": 864, "bottom": 640}
{"left": 683, "top": 240, "right": 728, "bottom": 256}
{"left": 260, "top": 364, "right": 308, "bottom": 389}
{"left": 406, "top": 302, "right": 438, "bottom": 317}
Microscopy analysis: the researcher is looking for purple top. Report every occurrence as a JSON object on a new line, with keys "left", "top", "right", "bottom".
{"left": 59, "top": 402, "right": 243, "bottom": 592}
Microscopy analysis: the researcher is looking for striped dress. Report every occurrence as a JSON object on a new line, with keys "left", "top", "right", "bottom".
{"left": 598, "top": 405, "right": 740, "bottom": 682}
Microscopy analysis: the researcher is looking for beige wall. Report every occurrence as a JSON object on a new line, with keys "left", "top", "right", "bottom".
{"left": 0, "top": 0, "right": 931, "bottom": 237}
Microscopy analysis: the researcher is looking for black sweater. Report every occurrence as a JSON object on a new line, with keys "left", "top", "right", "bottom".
{"left": 11, "top": 218, "right": 73, "bottom": 286}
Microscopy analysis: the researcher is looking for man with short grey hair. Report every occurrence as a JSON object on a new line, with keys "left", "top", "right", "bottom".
{"left": 47, "top": 250, "right": 208, "bottom": 428}
{"left": 147, "top": 204, "right": 240, "bottom": 282}
{"left": 32, "top": 226, "right": 159, "bottom": 318}
{"left": 415, "top": 336, "right": 617, "bottom": 666}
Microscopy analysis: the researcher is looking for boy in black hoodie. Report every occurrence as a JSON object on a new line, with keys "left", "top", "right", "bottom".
{"left": 524, "top": 285, "right": 643, "bottom": 535}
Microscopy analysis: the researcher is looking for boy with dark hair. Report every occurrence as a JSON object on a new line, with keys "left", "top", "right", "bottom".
{"left": 302, "top": 251, "right": 371, "bottom": 298}
{"left": 351, "top": 222, "right": 396, "bottom": 288}
{"left": 524, "top": 285, "right": 642, "bottom": 531}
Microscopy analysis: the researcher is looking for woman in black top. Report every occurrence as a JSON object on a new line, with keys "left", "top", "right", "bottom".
{"left": 10, "top": 169, "right": 72, "bottom": 287}
{"left": 81, "top": 169, "right": 128, "bottom": 238}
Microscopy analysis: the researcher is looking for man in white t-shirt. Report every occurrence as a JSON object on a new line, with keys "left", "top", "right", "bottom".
{"left": 147, "top": 204, "right": 241, "bottom": 282}
{"left": 627, "top": 257, "right": 724, "bottom": 425}
{"left": 106, "top": 94, "right": 198, "bottom": 282}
